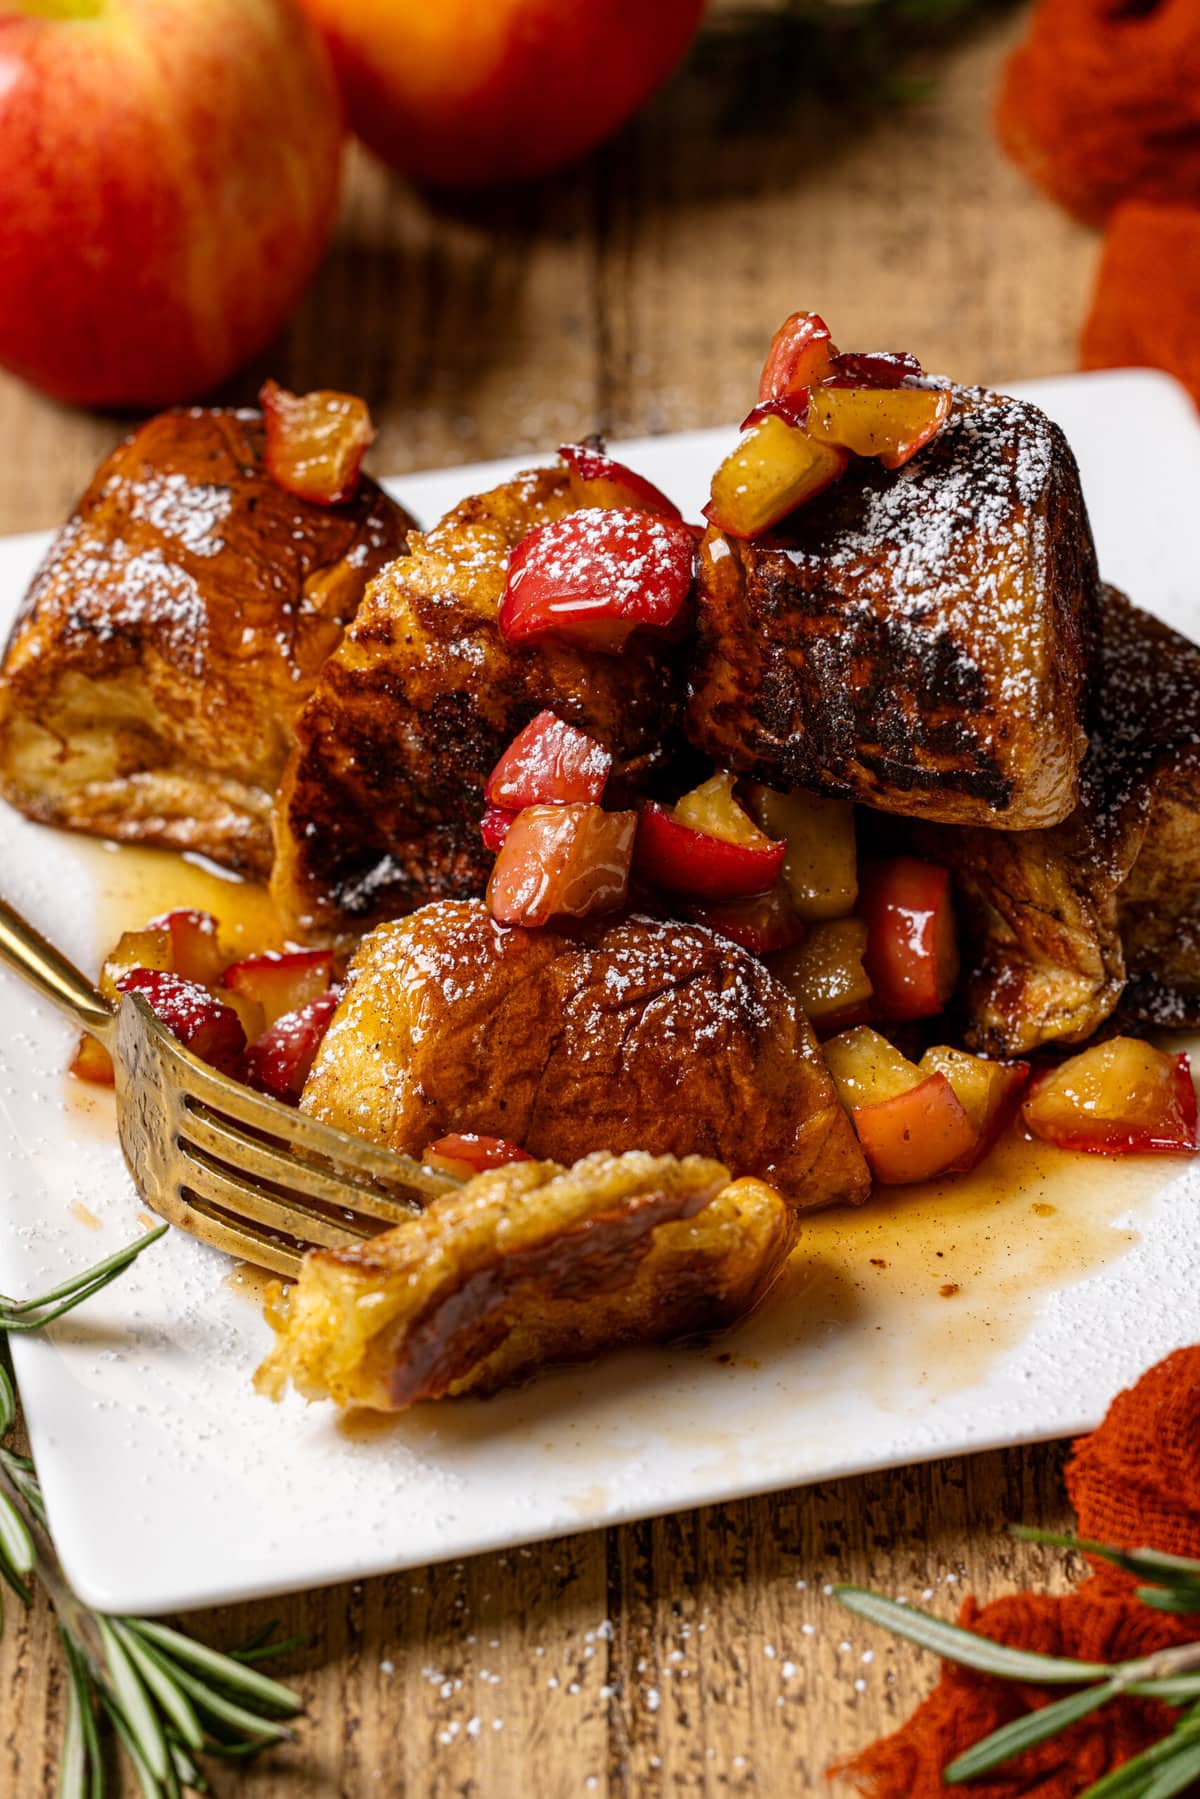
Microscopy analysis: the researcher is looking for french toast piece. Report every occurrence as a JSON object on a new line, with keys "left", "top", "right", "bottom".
{"left": 919, "top": 586, "right": 1200, "bottom": 1053}
{"left": 256, "top": 1152, "right": 795, "bottom": 1411}
{"left": 0, "top": 409, "right": 410, "bottom": 878}
{"left": 271, "top": 466, "right": 682, "bottom": 944}
{"left": 686, "top": 385, "right": 1099, "bottom": 830}
{"left": 300, "top": 899, "right": 870, "bottom": 1211}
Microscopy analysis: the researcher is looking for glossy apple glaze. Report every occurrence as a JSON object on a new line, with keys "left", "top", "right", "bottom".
{"left": 65, "top": 839, "right": 1186, "bottom": 1402}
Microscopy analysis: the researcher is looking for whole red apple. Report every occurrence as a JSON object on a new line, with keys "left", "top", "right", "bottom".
{"left": 0, "top": 0, "right": 344, "bottom": 409}
{"left": 295, "top": 0, "right": 705, "bottom": 190}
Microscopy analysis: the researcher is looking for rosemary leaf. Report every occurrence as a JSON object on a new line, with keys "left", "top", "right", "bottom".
{"left": 101, "top": 1692, "right": 160, "bottom": 1799}
{"left": 0, "top": 1226, "right": 166, "bottom": 1320}
{"left": 0, "top": 1363, "right": 15, "bottom": 1437}
{"left": 1013, "top": 1529, "right": 1200, "bottom": 1591}
{"left": 946, "top": 1679, "right": 1123, "bottom": 1782}
{"left": 57, "top": 1634, "right": 88, "bottom": 1799}
{"left": 0, "top": 1485, "right": 35, "bottom": 1579}
{"left": 232, "top": 1631, "right": 307, "bottom": 1666}
{"left": 63, "top": 1634, "right": 104, "bottom": 1799}
{"left": 110, "top": 1620, "right": 205, "bottom": 1752}
{"left": 833, "top": 1587, "right": 1116, "bottom": 1683}
{"left": 1141, "top": 1739, "right": 1200, "bottom": 1799}
{"left": 1135, "top": 1587, "right": 1200, "bottom": 1617}
{"left": 127, "top": 1618, "right": 303, "bottom": 1715}
{"left": 97, "top": 1615, "right": 171, "bottom": 1783}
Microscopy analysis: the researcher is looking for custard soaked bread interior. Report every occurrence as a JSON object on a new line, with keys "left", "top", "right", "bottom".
{"left": 0, "top": 408, "right": 411, "bottom": 878}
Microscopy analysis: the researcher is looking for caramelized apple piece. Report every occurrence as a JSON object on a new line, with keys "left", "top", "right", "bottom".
{"left": 637, "top": 775, "right": 786, "bottom": 901}
{"left": 147, "top": 908, "right": 226, "bottom": 986}
{"left": 481, "top": 806, "right": 516, "bottom": 853}
{"left": 859, "top": 858, "right": 959, "bottom": 1021}
{"left": 558, "top": 443, "right": 682, "bottom": 520}
{"left": 673, "top": 772, "right": 769, "bottom": 847}
{"left": 260, "top": 380, "right": 376, "bottom": 506}
{"left": 704, "top": 413, "right": 848, "bottom": 540}
{"left": 823, "top": 1024, "right": 978, "bottom": 1183}
{"left": 758, "top": 311, "right": 838, "bottom": 401}
{"left": 806, "top": 385, "right": 952, "bottom": 470}
{"left": 99, "top": 926, "right": 173, "bottom": 1002}
{"left": 919, "top": 1046, "right": 1029, "bottom": 1171}
{"left": 487, "top": 803, "right": 636, "bottom": 927}
{"left": 424, "top": 1134, "right": 534, "bottom": 1180}
{"left": 69, "top": 1033, "right": 115, "bottom": 1087}
{"left": 1022, "top": 1039, "right": 1198, "bottom": 1155}
{"left": 242, "top": 991, "right": 339, "bottom": 1104}
{"left": 114, "top": 969, "right": 246, "bottom": 1073}
{"left": 485, "top": 711, "right": 611, "bottom": 809}
{"left": 223, "top": 949, "right": 335, "bottom": 1029}
{"left": 854, "top": 1074, "right": 979, "bottom": 1185}
{"left": 769, "top": 918, "right": 872, "bottom": 1033}
{"left": 687, "top": 885, "right": 804, "bottom": 955}
{"left": 499, "top": 509, "right": 696, "bottom": 653}
{"left": 744, "top": 785, "right": 857, "bottom": 921}
{"left": 828, "top": 350, "right": 923, "bottom": 387}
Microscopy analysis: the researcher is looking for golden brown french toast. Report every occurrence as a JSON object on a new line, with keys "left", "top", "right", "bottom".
{"left": 300, "top": 899, "right": 869, "bottom": 1210}
{"left": 270, "top": 466, "right": 683, "bottom": 944}
{"left": 685, "top": 385, "right": 1099, "bottom": 830}
{"left": 0, "top": 408, "right": 410, "bottom": 878}
{"left": 256, "top": 1152, "right": 795, "bottom": 1411}
{"left": 920, "top": 586, "right": 1200, "bottom": 1053}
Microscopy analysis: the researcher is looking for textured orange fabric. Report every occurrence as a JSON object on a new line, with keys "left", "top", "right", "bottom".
{"left": 830, "top": 1348, "right": 1200, "bottom": 1797}
{"left": 995, "top": 0, "right": 1200, "bottom": 226}
{"left": 1081, "top": 203, "right": 1200, "bottom": 409}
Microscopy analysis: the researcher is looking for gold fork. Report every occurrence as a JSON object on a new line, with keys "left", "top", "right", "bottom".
{"left": 0, "top": 895, "right": 457, "bottom": 1278}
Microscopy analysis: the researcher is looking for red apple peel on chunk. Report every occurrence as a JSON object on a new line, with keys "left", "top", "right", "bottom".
{"left": 498, "top": 509, "right": 696, "bottom": 653}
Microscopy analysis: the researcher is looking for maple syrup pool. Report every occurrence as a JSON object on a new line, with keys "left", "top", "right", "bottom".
{"left": 64, "top": 836, "right": 1191, "bottom": 1403}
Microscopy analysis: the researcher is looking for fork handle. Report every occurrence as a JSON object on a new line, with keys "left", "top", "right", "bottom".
{"left": 0, "top": 895, "right": 113, "bottom": 1042}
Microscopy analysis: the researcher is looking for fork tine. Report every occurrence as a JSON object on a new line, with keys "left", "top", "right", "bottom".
{"left": 178, "top": 1146, "right": 379, "bottom": 1252}
{"left": 178, "top": 1105, "right": 424, "bottom": 1227}
{"left": 157, "top": 1030, "right": 455, "bottom": 1201}
{"left": 112, "top": 993, "right": 461, "bottom": 1279}
{"left": 170, "top": 1195, "right": 304, "bottom": 1281}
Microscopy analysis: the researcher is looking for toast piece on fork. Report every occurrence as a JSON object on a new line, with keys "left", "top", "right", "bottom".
{"left": 299, "top": 898, "right": 870, "bottom": 1211}
{"left": 0, "top": 408, "right": 411, "bottom": 878}
{"left": 685, "top": 385, "right": 1100, "bottom": 830}
{"left": 256, "top": 1152, "right": 795, "bottom": 1410}
{"left": 270, "top": 465, "right": 684, "bottom": 945}
{"left": 918, "top": 586, "right": 1200, "bottom": 1053}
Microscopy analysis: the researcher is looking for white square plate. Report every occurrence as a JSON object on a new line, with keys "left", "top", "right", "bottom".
{"left": 3, "top": 369, "right": 1200, "bottom": 1616}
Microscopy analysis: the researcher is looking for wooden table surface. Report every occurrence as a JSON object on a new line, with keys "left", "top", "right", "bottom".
{"left": 0, "top": 7, "right": 1107, "bottom": 1792}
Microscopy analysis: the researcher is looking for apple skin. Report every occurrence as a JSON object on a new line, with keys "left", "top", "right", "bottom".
{"left": 0, "top": 0, "right": 344, "bottom": 409}
{"left": 295, "top": 0, "right": 705, "bottom": 189}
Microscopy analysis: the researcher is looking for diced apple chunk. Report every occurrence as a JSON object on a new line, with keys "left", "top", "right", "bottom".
{"left": 823, "top": 1026, "right": 925, "bottom": 1110}
{"left": 919, "top": 1046, "right": 1029, "bottom": 1171}
{"left": 70, "top": 1034, "right": 115, "bottom": 1086}
{"left": 823, "top": 1025, "right": 979, "bottom": 1183}
{"left": 745, "top": 786, "right": 857, "bottom": 920}
{"left": 148, "top": 909, "right": 226, "bottom": 985}
{"left": 704, "top": 414, "right": 848, "bottom": 540}
{"left": 1022, "top": 1038, "right": 1198, "bottom": 1156}
{"left": 99, "top": 927, "right": 174, "bottom": 1002}
{"left": 806, "top": 385, "right": 952, "bottom": 469}
{"left": 223, "top": 949, "right": 335, "bottom": 1029}
{"left": 769, "top": 918, "right": 872, "bottom": 1030}
{"left": 853, "top": 1074, "right": 979, "bottom": 1185}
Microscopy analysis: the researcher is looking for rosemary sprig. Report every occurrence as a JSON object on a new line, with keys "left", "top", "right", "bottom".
{"left": 0, "top": 1228, "right": 304, "bottom": 1795}
{"left": 836, "top": 1535, "right": 1200, "bottom": 1798}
